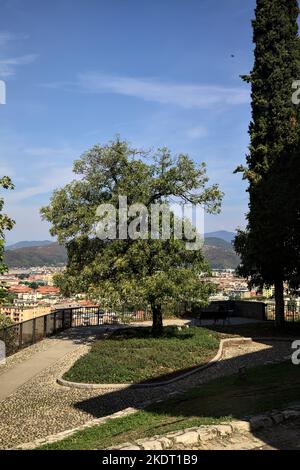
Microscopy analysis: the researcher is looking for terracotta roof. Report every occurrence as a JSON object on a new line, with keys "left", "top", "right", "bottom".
{"left": 78, "top": 300, "right": 98, "bottom": 307}
{"left": 37, "top": 286, "right": 60, "bottom": 294}
{"left": 9, "top": 286, "right": 33, "bottom": 293}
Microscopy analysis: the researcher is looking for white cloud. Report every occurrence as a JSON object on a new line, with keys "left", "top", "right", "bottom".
{"left": 23, "top": 145, "right": 75, "bottom": 160}
{"left": 186, "top": 125, "right": 208, "bottom": 139}
{"left": 0, "top": 54, "right": 38, "bottom": 77}
{"left": 0, "top": 131, "right": 76, "bottom": 202}
{"left": 77, "top": 73, "right": 250, "bottom": 109}
{"left": 0, "top": 30, "right": 37, "bottom": 77}
{"left": 0, "top": 31, "right": 14, "bottom": 47}
{"left": 0, "top": 163, "right": 15, "bottom": 177}
{"left": 6, "top": 165, "right": 74, "bottom": 203}
{"left": 0, "top": 30, "right": 28, "bottom": 47}
{"left": 0, "top": 132, "right": 78, "bottom": 241}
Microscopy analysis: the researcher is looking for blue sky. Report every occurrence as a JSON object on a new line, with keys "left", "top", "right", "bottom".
{"left": 0, "top": 0, "right": 256, "bottom": 243}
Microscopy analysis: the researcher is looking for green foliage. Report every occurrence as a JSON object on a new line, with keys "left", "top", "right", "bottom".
{"left": 41, "top": 138, "right": 222, "bottom": 333}
{"left": 0, "top": 312, "right": 14, "bottom": 329}
{"left": 0, "top": 313, "right": 17, "bottom": 356}
{"left": 16, "top": 274, "right": 29, "bottom": 280}
{"left": 0, "top": 176, "right": 15, "bottom": 239}
{"left": 20, "top": 281, "right": 46, "bottom": 289}
{"left": 0, "top": 177, "right": 15, "bottom": 305}
{"left": 2, "top": 291, "right": 17, "bottom": 305}
{"left": 234, "top": 1, "right": 300, "bottom": 325}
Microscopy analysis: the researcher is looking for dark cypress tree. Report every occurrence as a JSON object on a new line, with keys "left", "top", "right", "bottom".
{"left": 235, "top": 0, "right": 300, "bottom": 327}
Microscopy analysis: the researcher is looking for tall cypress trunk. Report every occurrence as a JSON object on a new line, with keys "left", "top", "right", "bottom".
{"left": 151, "top": 303, "right": 163, "bottom": 337}
{"left": 274, "top": 280, "right": 285, "bottom": 328}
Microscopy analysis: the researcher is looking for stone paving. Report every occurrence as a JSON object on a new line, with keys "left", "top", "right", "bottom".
{"left": 0, "top": 323, "right": 293, "bottom": 449}
{"left": 174, "top": 416, "right": 300, "bottom": 450}
{"left": 166, "top": 418, "right": 300, "bottom": 450}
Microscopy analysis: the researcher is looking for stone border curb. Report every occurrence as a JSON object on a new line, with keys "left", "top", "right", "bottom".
{"left": 110, "top": 404, "right": 300, "bottom": 450}
{"left": 57, "top": 337, "right": 253, "bottom": 390}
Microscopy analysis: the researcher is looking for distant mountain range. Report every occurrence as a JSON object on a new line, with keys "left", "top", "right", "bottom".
{"left": 204, "top": 231, "right": 235, "bottom": 243}
{"left": 4, "top": 243, "right": 67, "bottom": 268}
{"left": 203, "top": 237, "right": 240, "bottom": 269}
{"left": 6, "top": 240, "right": 53, "bottom": 250}
{"left": 4, "top": 233, "right": 239, "bottom": 269}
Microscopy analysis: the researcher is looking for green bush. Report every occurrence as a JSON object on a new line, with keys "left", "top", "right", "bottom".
{"left": 0, "top": 314, "right": 18, "bottom": 356}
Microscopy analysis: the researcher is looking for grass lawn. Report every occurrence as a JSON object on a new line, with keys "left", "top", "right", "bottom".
{"left": 63, "top": 326, "right": 221, "bottom": 384}
{"left": 40, "top": 361, "right": 300, "bottom": 450}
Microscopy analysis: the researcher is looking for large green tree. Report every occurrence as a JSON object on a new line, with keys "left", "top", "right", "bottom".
{"left": 235, "top": 0, "right": 300, "bottom": 327}
{"left": 0, "top": 177, "right": 15, "bottom": 304}
{"left": 41, "top": 138, "right": 222, "bottom": 335}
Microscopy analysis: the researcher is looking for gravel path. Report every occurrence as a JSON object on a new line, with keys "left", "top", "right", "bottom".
{"left": 0, "top": 329, "right": 293, "bottom": 449}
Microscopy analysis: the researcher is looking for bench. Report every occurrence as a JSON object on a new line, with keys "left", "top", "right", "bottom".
{"left": 199, "top": 308, "right": 233, "bottom": 325}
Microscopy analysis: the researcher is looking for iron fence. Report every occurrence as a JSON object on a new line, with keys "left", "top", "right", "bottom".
{"left": 265, "top": 304, "right": 300, "bottom": 322}
{"left": 71, "top": 306, "right": 150, "bottom": 327}
{"left": 0, "top": 306, "right": 151, "bottom": 357}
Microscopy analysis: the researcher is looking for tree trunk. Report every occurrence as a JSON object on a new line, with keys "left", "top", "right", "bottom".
{"left": 274, "top": 280, "right": 285, "bottom": 328}
{"left": 151, "top": 303, "right": 163, "bottom": 336}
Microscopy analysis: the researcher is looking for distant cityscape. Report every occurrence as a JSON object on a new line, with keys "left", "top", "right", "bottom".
{"left": 1, "top": 231, "right": 299, "bottom": 325}
{"left": 0, "top": 266, "right": 96, "bottom": 323}
{"left": 1, "top": 264, "right": 298, "bottom": 325}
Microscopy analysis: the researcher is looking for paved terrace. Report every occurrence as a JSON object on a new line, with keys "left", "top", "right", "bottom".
{"left": 0, "top": 318, "right": 291, "bottom": 449}
{"left": 0, "top": 317, "right": 260, "bottom": 402}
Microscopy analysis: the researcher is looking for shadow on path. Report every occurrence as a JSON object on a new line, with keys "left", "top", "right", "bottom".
{"left": 70, "top": 330, "right": 299, "bottom": 450}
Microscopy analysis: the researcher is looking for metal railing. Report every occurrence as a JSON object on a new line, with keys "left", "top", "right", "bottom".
{"left": 71, "top": 306, "right": 150, "bottom": 327}
{"left": 265, "top": 304, "right": 300, "bottom": 322}
{"left": 0, "top": 306, "right": 151, "bottom": 357}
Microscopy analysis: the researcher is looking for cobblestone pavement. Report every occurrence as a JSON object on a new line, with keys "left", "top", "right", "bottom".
{"left": 0, "top": 326, "right": 293, "bottom": 449}
{"left": 255, "top": 417, "right": 300, "bottom": 450}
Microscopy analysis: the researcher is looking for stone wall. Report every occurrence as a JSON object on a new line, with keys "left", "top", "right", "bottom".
{"left": 197, "top": 300, "right": 266, "bottom": 321}
{"left": 233, "top": 301, "right": 266, "bottom": 321}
